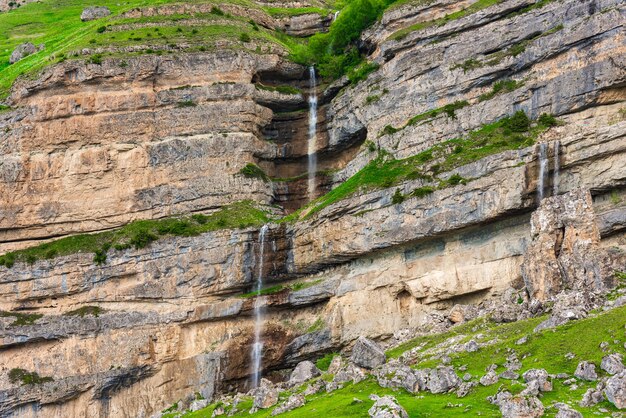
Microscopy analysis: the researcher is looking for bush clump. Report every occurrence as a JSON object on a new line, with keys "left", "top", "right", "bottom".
{"left": 64, "top": 306, "right": 102, "bottom": 318}
{"left": 538, "top": 113, "right": 558, "bottom": 127}
{"left": 239, "top": 163, "right": 269, "bottom": 182}
{"left": 9, "top": 369, "right": 53, "bottom": 385}
{"left": 391, "top": 188, "right": 405, "bottom": 204}
{"left": 502, "top": 110, "right": 530, "bottom": 132}
{"left": 0, "top": 311, "right": 43, "bottom": 326}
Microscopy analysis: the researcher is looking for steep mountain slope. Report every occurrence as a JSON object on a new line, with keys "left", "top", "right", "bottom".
{"left": 0, "top": 0, "right": 624, "bottom": 416}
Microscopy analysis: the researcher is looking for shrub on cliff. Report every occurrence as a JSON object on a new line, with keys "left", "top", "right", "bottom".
{"left": 502, "top": 110, "right": 530, "bottom": 132}
{"left": 239, "top": 163, "right": 269, "bottom": 182}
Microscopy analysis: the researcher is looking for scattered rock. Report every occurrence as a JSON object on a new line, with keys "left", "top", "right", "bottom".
{"left": 500, "top": 370, "right": 520, "bottom": 380}
{"left": 190, "top": 399, "right": 209, "bottom": 412}
{"left": 479, "top": 370, "right": 499, "bottom": 386}
{"left": 456, "top": 381, "right": 477, "bottom": 398}
{"left": 465, "top": 340, "right": 479, "bottom": 352}
{"left": 601, "top": 354, "right": 624, "bottom": 375}
{"left": 368, "top": 395, "right": 408, "bottom": 418}
{"left": 271, "top": 394, "right": 305, "bottom": 416}
{"left": 521, "top": 380, "right": 541, "bottom": 397}
{"left": 565, "top": 353, "right": 576, "bottom": 360}
{"left": 522, "top": 369, "right": 552, "bottom": 392}
{"left": 462, "top": 373, "right": 472, "bottom": 381}
{"left": 325, "top": 380, "right": 342, "bottom": 393}
{"left": 426, "top": 366, "right": 460, "bottom": 394}
{"left": 376, "top": 360, "right": 421, "bottom": 393}
{"left": 489, "top": 390, "right": 544, "bottom": 418}
{"left": 604, "top": 371, "right": 626, "bottom": 409}
{"left": 554, "top": 402, "right": 583, "bottom": 418}
{"left": 327, "top": 356, "right": 343, "bottom": 374}
{"left": 252, "top": 379, "right": 278, "bottom": 410}
{"left": 351, "top": 337, "right": 386, "bottom": 369}
{"left": 535, "top": 291, "right": 595, "bottom": 331}
{"left": 303, "top": 380, "right": 324, "bottom": 395}
{"left": 10, "top": 42, "right": 37, "bottom": 64}
{"left": 288, "top": 361, "right": 320, "bottom": 387}
{"left": 81, "top": 6, "right": 111, "bottom": 21}
{"left": 516, "top": 336, "right": 528, "bottom": 345}
{"left": 334, "top": 363, "right": 366, "bottom": 385}
{"left": 579, "top": 385, "right": 604, "bottom": 407}
{"left": 574, "top": 361, "right": 597, "bottom": 381}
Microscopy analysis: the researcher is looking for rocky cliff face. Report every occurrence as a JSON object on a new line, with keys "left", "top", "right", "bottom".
{"left": 0, "top": 0, "right": 625, "bottom": 416}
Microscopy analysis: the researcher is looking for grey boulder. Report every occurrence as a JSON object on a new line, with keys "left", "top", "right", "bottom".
{"left": 601, "top": 354, "right": 624, "bottom": 375}
{"left": 10, "top": 42, "right": 37, "bottom": 64}
{"left": 351, "top": 336, "right": 386, "bottom": 369}
{"left": 288, "top": 361, "right": 320, "bottom": 387}
{"left": 604, "top": 370, "right": 626, "bottom": 409}
{"left": 368, "top": 395, "right": 408, "bottom": 418}
{"left": 574, "top": 361, "right": 597, "bottom": 381}
{"left": 80, "top": 6, "right": 111, "bottom": 21}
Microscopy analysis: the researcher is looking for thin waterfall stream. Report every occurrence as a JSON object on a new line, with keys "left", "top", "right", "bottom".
{"left": 553, "top": 140, "right": 560, "bottom": 196}
{"left": 250, "top": 224, "right": 269, "bottom": 388}
{"left": 537, "top": 142, "right": 549, "bottom": 202}
{"left": 307, "top": 66, "right": 318, "bottom": 201}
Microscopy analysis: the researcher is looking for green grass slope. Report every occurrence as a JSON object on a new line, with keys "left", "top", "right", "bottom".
{"left": 183, "top": 305, "right": 626, "bottom": 417}
{"left": 0, "top": 0, "right": 331, "bottom": 99}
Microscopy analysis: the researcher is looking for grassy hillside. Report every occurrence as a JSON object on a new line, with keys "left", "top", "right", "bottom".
{"left": 181, "top": 305, "right": 626, "bottom": 417}
{"left": 0, "top": 0, "right": 333, "bottom": 99}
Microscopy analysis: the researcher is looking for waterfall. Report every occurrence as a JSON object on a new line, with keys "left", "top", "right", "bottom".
{"left": 307, "top": 66, "right": 318, "bottom": 201}
{"left": 333, "top": 11, "right": 340, "bottom": 21}
{"left": 553, "top": 140, "right": 560, "bottom": 196}
{"left": 537, "top": 142, "right": 549, "bottom": 202}
{"left": 250, "top": 224, "right": 268, "bottom": 388}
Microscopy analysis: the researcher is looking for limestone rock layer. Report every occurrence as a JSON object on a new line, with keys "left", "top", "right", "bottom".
{"left": 0, "top": 0, "right": 625, "bottom": 416}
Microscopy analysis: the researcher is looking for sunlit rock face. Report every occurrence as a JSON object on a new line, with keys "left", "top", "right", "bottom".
{"left": 1, "top": 0, "right": 625, "bottom": 416}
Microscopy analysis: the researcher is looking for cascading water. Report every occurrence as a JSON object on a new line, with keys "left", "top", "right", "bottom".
{"left": 250, "top": 224, "right": 269, "bottom": 388}
{"left": 307, "top": 66, "right": 318, "bottom": 201}
{"left": 553, "top": 140, "right": 560, "bottom": 196}
{"left": 333, "top": 11, "right": 340, "bottom": 21}
{"left": 537, "top": 142, "right": 549, "bottom": 202}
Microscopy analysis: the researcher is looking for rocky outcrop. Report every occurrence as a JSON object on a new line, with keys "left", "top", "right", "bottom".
{"left": 80, "top": 6, "right": 111, "bottom": 21}
{"left": 9, "top": 42, "right": 39, "bottom": 64}
{"left": 350, "top": 337, "right": 386, "bottom": 369}
{"left": 522, "top": 189, "right": 616, "bottom": 300}
{"left": 368, "top": 395, "right": 408, "bottom": 418}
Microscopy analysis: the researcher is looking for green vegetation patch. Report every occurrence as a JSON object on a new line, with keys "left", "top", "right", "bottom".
{"left": 9, "top": 368, "right": 54, "bottom": 385}
{"left": 239, "top": 163, "right": 270, "bottom": 182}
{"left": 263, "top": 6, "right": 331, "bottom": 17}
{"left": 389, "top": 0, "right": 503, "bottom": 41}
{"left": 239, "top": 279, "right": 323, "bottom": 298}
{"left": 379, "top": 100, "right": 469, "bottom": 137}
{"left": 316, "top": 352, "right": 339, "bottom": 371}
{"left": 255, "top": 84, "right": 301, "bottom": 95}
{"left": 0, "top": 201, "right": 269, "bottom": 267}
{"left": 0, "top": 311, "right": 44, "bottom": 326}
{"left": 478, "top": 79, "right": 524, "bottom": 102}
{"left": 64, "top": 306, "right": 103, "bottom": 318}
{"left": 288, "top": 111, "right": 553, "bottom": 221}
